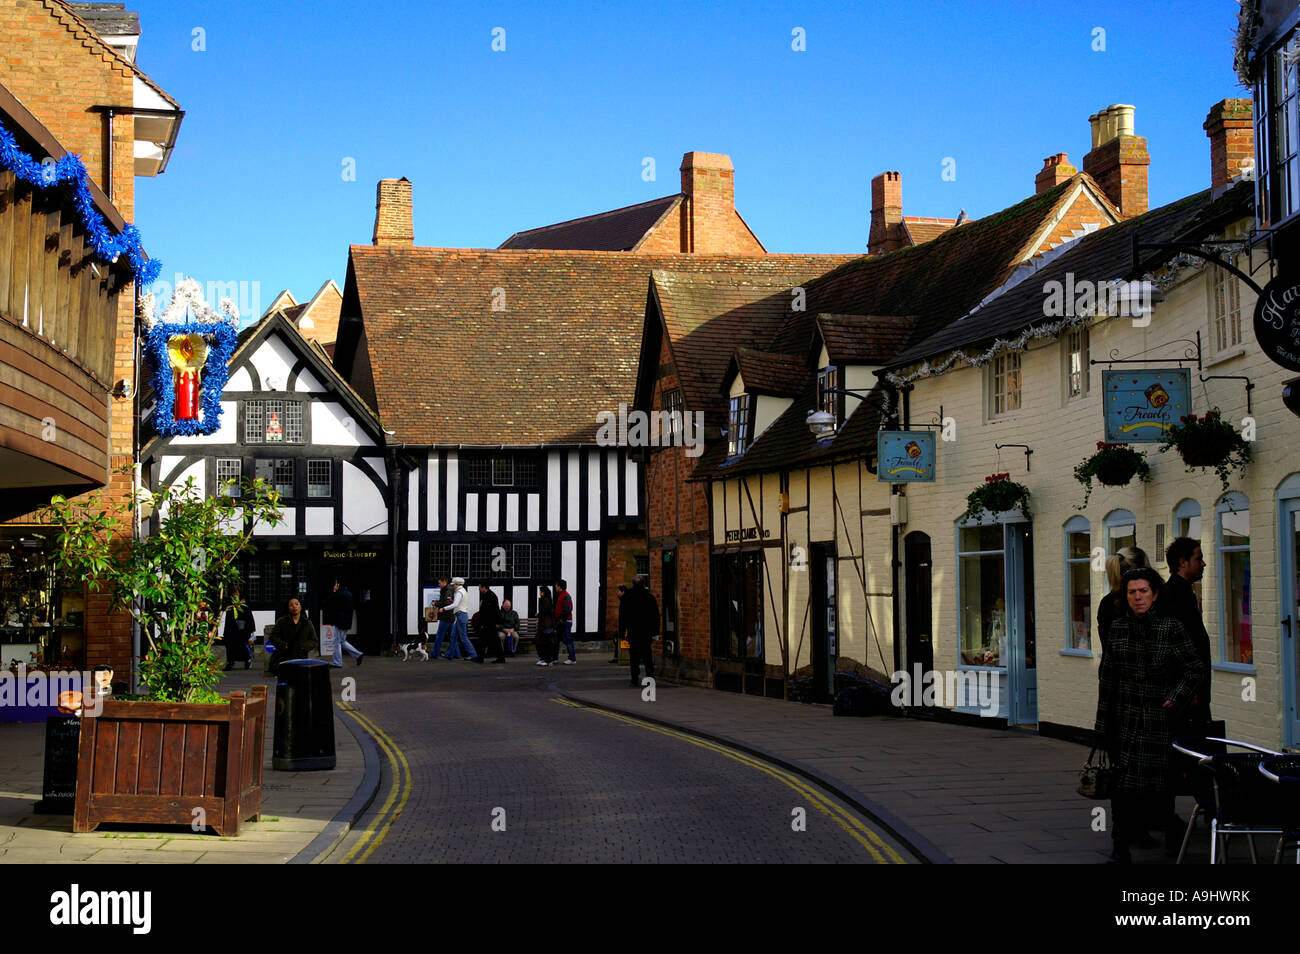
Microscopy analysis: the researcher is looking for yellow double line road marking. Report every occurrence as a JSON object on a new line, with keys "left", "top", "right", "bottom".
{"left": 554, "top": 697, "right": 907, "bottom": 864}
{"left": 337, "top": 702, "right": 412, "bottom": 864}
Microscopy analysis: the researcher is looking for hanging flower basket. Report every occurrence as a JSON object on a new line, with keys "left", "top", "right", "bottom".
{"left": 1158, "top": 410, "right": 1250, "bottom": 492}
{"left": 960, "top": 473, "right": 1032, "bottom": 523}
{"left": 1073, "top": 442, "right": 1151, "bottom": 510}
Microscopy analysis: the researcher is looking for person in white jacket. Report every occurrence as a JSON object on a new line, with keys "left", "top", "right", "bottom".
{"left": 443, "top": 578, "right": 478, "bottom": 661}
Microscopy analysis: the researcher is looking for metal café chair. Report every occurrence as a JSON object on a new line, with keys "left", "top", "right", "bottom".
{"left": 1170, "top": 737, "right": 1282, "bottom": 863}
{"left": 1258, "top": 756, "right": 1300, "bottom": 864}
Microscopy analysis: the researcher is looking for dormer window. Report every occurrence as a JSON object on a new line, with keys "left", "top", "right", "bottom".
{"left": 727, "top": 394, "right": 752, "bottom": 457}
{"left": 817, "top": 366, "right": 842, "bottom": 426}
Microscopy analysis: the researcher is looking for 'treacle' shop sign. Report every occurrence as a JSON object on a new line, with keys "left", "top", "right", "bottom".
{"left": 1253, "top": 272, "right": 1300, "bottom": 373}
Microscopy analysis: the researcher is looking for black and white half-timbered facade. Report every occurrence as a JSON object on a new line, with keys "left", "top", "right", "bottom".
{"left": 142, "top": 309, "right": 391, "bottom": 650}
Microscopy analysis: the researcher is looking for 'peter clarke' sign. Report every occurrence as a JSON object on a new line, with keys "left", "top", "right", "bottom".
{"left": 876, "top": 430, "right": 936, "bottom": 482}
{"left": 1253, "top": 273, "right": 1300, "bottom": 372}
{"left": 724, "top": 527, "right": 770, "bottom": 542}
{"left": 1102, "top": 369, "right": 1191, "bottom": 442}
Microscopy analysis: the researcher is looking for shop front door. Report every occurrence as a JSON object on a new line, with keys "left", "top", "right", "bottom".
{"left": 1005, "top": 523, "right": 1038, "bottom": 727}
{"left": 1281, "top": 491, "right": 1300, "bottom": 746}
{"left": 904, "top": 531, "right": 934, "bottom": 698}
{"left": 809, "top": 543, "right": 837, "bottom": 703}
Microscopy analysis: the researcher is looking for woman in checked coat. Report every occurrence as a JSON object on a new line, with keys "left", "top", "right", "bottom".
{"left": 1095, "top": 567, "right": 1206, "bottom": 863}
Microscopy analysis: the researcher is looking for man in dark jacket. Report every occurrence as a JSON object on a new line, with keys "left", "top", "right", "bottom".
{"left": 622, "top": 575, "right": 660, "bottom": 687}
{"left": 474, "top": 584, "right": 504, "bottom": 664}
{"left": 611, "top": 584, "right": 628, "bottom": 663}
{"left": 269, "top": 597, "right": 318, "bottom": 674}
{"left": 1164, "top": 537, "right": 1210, "bottom": 723}
{"left": 326, "top": 579, "right": 363, "bottom": 667}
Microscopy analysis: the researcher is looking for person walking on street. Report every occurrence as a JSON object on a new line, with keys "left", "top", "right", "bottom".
{"left": 1164, "top": 537, "right": 1212, "bottom": 724}
{"left": 1094, "top": 567, "right": 1205, "bottom": 864}
{"left": 622, "top": 575, "right": 660, "bottom": 687}
{"left": 444, "top": 578, "right": 477, "bottom": 660}
{"left": 475, "top": 584, "right": 504, "bottom": 664}
{"left": 554, "top": 579, "right": 575, "bottom": 664}
{"left": 536, "top": 586, "right": 557, "bottom": 666}
{"left": 222, "top": 585, "right": 255, "bottom": 671}
{"left": 327, "top": 579, "right": 363, "bottom": 667}
{"left": 430, "top": 576, "right": 455, "bottom": 658}
{"left": 499, "top": 600, "right": 520, "bottom": 656}
{"left": 268, "top": 597, "right": 318, "bottom": 674}
{"left": 1097, "top": 547, "right": 1150, "bottom": 654}
{"left": 611, "top": 584, "right": 628, "bottom": 663}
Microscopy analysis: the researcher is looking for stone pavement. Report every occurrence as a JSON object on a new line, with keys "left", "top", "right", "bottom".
{"left": 0, "top": 667, "right": 372, "bottom": 864}
{"left": 556, "top": 677, "right": 1218, "bottom": 865}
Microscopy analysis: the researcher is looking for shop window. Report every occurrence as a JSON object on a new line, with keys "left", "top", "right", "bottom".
{"left": 307, "top": 460, "right": 332, "bottom": 498}
{"left": 714, "top": 551, "right": 763, "bottom": 660}
{"left": 989, "top": 351, "right": 1021, "bottom": 417}
{"left": 1217, "top": 494, "right": 1252, "bottom": 666}
{"left": 1064, "top": 516, "right": 1092, "bottom": 652}
{"left": 0, "top": 532, "right": 85, "bottom": 669}
{"left": 957, "top": 525, "right": 1007, "bottom": 667}
{"left": 216, "top": 459, "right": 242, "bottom": 497}
{"left": 1104, "top": 509, "right": 1137, "bottom": 556}
{"left": 1174, "top": 498, "right": 1202, "bottom": 540}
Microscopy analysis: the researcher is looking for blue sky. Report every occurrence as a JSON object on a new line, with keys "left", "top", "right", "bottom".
{"left": 130, "top": 0, "right": 1245, "bottom": 319}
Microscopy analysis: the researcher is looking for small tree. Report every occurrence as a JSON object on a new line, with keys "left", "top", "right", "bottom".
{"left": 40, "top": 470, "right": 282, "bottom": 703}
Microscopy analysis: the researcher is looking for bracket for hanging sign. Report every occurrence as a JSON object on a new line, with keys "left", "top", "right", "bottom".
{"left": 1091, "top": 337, "right": 1201, "bottom": 370}
{"left": 1132, "top": 232, "right": 1263, "bottom": 295}
{"left": 995, "top": 443, "right": 1033, "bottom": 472}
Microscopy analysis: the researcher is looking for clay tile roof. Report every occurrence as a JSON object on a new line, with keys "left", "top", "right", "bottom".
{"left": 347, "top": 248, "right": 853, "bottom": 445}
{"left": 901, "top": 217, "right": 957, "bottom": 246}
{"left": 499, "top": 196, "right": 682, "bottom": 251}
{"left": 886, "top": 183, "right": 1251, "bottom": 369}
{"left": 725, "top": 348, "right": 808, "bottom": 397}
{"left": 815, "top": 313, "right": 919, "bottom": 364}
{"left": 281, "top": 303, "right": 309, "bottom": 325}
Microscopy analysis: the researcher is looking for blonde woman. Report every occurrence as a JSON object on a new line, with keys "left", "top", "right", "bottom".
{"left": 1096, "top": 546, "right": 1149, "bottom": 653}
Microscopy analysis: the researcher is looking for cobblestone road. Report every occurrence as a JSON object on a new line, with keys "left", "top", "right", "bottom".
{"left": 323, "top": 655, "right": 915, "bottom": 864}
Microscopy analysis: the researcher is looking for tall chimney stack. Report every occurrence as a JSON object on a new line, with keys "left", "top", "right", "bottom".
{"left": 1035, "top": 153, "right": 1077, "bottom": 194}
{"left": 373, "top": 177, "right": 414, "bottom": 246}
{"left": 1204, "top": 99, "right": 1254, "bottom": 194}
{"left": 679, "top": 152, "right": 736, "bottom": 253}
{"left": 1082, "top": 104, "right": 1149, "bottom": 218}
{"left": 869, "top": 171, "right": 903, "bottom": 255}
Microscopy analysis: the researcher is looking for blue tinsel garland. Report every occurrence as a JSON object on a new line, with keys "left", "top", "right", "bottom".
{"left": 0, "top": 117, "right": 160, "bottom": 287}
{"left": 146, "top": 319, "right": 236, "bottom": 436}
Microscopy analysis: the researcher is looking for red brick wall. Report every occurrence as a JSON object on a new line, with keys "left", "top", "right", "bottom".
{"left": 1204, "top": 99, "right": 1253, "bottom": 192}
{"left": 1082, "top": 136, "right": 1149, "bottom": 219}
{"left": 604, "top": 530, "right": 645, "bottom": 635}
{"left": 644, "top": 337, "right": 713, "bottom": 685}
{"left": 2, "top": 0, "right": 145, "bottom": 676}
{"left": 1032, "top": 185, "right": 1117, "bottom": 255}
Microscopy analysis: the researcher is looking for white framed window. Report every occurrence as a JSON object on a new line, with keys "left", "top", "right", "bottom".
{"left": 307, "top": 460, "right": 332, "bottom": 498}
{"left": 216, "top": 459, "right": 242, "bottom": 497}
{"left": 989, "top": 351, "right": 1021, "bottom": 417}
{"left": 817, "top": 366, "right": 841, "bottom": 424}
{"left": 727, "top": 394, "right": 752, "bottom": 457}
{"left": 1256, "top": 30, "right": 1300, "bottom": 228}
{"left": 1064, "top": 516, "right": 1092, "bottom": 652}
{"left": 957, "top": 523, "right": 1007, "bottom": 668}
{"left": 1104, "top": 509, "right": 1137, "bottom": 556}
{"left": 1217, "top": 493, "right": 1253, "bottom": 666}
{"left": 1173, "top": 498, "right": 1202, "bottom": 541}
{"left": 1211, "top": 266, "right": 1243, "bottom": 352}
{"left": 1063, "top": 327, "right": 1088, "bottom": 400}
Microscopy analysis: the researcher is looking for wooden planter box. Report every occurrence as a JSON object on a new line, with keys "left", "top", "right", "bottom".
{"left": 73, "top": 686, "right": 267, "bottom": 835}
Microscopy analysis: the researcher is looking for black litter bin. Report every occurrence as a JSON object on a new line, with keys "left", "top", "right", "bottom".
{"left": 273, "top": 659, "right": 336, "bottom": 770}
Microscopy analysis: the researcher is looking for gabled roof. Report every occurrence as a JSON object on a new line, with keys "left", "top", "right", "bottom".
{"left": 901, "top": 217, "right": 958, "bottom": 246}
{"left": 815, "top": 314, "right": 918, "bottom": 364}
{"left": 885, "top": 182, "right": 1253, "bottom": 370}
{"left": 499, "top": 195, "right": 682, "bottom": 251}
{"left": 142, "top": 311, "right": 384, "bottom": 452}
{"left": 340, "top": 248, "right": 856, "bottom": 446}
{"left": 723, "top": 348, "right": 808, "bottom": 397}
{"left": 262, "top": 289, "right": 298, "bottom": 319}
{"left": 49, "top": 0, "right": 180, "bottom": 109}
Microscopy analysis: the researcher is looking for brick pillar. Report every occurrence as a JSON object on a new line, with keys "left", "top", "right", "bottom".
{"left": 869, "top": 171, "right": 903, "bottom": 254}
{"left": 373, "top": 178, "right": 414, "bottom": 246}
{"left": 1204, "top": 98, "right": 1254, "bottom": 192}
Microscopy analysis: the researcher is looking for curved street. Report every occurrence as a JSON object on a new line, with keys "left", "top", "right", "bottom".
{"left": 320, "top": 656, "right": 913, "bottom": 864}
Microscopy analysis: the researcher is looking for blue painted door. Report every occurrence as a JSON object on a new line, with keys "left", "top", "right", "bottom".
{"left": 1004, "top": 522, "right": 1038, "bottom": 726}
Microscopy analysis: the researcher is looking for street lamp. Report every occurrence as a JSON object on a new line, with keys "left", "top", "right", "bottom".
{"left": 805, "top": 386, "right": 877, "bottom": 438}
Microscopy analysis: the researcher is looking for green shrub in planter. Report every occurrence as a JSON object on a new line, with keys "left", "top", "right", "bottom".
{"left": 1158, "top": 410, "right": 1250, "bottom": 492}
{"left": 1074, "top": 442, "right": 1151, "bottom": 510}
{"left": 960, "top": 473, "right": 1032, "bottom": 523}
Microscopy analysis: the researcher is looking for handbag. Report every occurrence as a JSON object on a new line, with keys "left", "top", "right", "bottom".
{"left": 1077, "top": 747, "right": 1114, "bottom": 799}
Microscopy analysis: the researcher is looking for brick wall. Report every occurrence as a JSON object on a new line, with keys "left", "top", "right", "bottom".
{"left": 1, "top": 0, "right": 144, "bottom": 677}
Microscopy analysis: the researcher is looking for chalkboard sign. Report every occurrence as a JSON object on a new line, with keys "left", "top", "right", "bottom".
{"left": 33, "top": 716, "right": 80, "bottom": 815}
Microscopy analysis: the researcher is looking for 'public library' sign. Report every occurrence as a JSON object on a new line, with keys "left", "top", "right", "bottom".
{"left": 1254, "top": 272, "right": 1300, "bottom": 373}
{"left": 1102, "top": 369, "right": 1192, "bottom": 442}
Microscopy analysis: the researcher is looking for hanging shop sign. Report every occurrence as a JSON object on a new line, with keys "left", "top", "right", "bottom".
{"left": 1102, "top": 369, "right": 1192, "bottom": 442}
{"left": 1253, "top": 272, "right": 1300, "bottom": 373}
{"left": 876, "top": 430, "right": 936, "bottom": 482}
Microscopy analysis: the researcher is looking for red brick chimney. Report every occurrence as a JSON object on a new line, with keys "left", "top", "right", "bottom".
{"left": 1082, "top": 105, "right": 1149, "bottom": 218}
{"left": 680, "top": 152, "right": 736, "bottom": 252}
{"left": 1035, "top": 153, "right": 1077, "bottom": 194}
{"left": 373, "top": 177, "right": 414, "bottom": 246}
{"left": 1204, "top": 99, "right": 1254, "bottom": 194}
{"left": 869, "top": 171, "right": 903, "bottom": 255}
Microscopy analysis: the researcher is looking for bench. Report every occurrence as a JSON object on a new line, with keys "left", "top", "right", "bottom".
{"left": 509, "top": 618, "right": 538, "bottom": 656}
